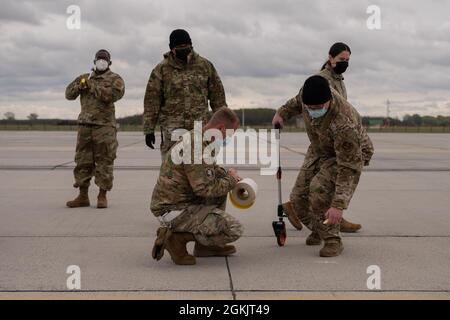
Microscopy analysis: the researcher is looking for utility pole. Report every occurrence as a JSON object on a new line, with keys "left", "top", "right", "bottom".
{"left": 242, "top": 108, "right": 245, "bottom": 127}
{"left": 386, "top": 99, "right": 390, "bottom": 118}
{"left": 386, "top": 99, "right": 391, "bottom": 127}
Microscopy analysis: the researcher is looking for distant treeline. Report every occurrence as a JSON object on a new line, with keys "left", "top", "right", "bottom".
{"left": 0, "top": 118, "right": 79, "bottom": 126}
{"left": 113, "top": 108, "right": 287, "bottom": 126}
{"left": 1, "top": 110, "right": 450, "bottom": 127}
{"left": 362, "top": 114, "right": 450, "bottom": 127}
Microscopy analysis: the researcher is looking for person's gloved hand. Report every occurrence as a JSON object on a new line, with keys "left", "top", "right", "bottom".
{"left": 78, "top": 78, "right": 91, "bottom": 91}
{"left": 145, "top": 133, "right": 155, "bottom": 149}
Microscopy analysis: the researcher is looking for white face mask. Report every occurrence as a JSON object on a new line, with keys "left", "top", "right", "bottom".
{"left": 95, "top": 59, "right": 109, "bottom": 71}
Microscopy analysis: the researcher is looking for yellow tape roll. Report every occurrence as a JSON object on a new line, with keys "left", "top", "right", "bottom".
{"left": 229, "top": 178, "right": 258, "bottom": 210}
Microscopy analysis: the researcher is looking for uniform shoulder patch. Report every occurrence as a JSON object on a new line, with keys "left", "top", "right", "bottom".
{"left": 341, "top": 140, "right": 355, "bottom": 153}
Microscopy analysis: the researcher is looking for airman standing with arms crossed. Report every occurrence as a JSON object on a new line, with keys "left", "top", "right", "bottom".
{"left": 143, "top": 29, "right": 227, "bottom": 158}
{"left": 273, "top": 75, "right": 374, "bottom": 257}
{"left": 65, "top": 49, "right": 125, "bottom": 209}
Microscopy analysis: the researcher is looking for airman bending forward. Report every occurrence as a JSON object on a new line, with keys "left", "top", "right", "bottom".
{"left": 274, "top": 75, "right": 374, "bottom": 257}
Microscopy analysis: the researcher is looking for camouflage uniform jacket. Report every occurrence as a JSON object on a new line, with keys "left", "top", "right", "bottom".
{"left": 143, "top": 50, "right": 227, "bottom": 134}
{"left": 65, "top": 69, "right": 125, "bottom": 127}
{"left": 318, "top": 64, "right": 347, "bottom": 100}
{"left": 150, "top": 131, "right": 237, "bottom": 216}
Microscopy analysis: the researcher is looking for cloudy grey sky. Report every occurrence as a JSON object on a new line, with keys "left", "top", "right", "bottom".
{"left": 0, "top": 0, "right": 449, "bottom": 120}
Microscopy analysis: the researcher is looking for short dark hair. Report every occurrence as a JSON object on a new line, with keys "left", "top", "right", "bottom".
{"left": 209, "top": 107, "right": 240, "bottom": 128}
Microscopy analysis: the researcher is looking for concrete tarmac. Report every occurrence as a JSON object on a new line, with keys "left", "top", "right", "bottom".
{"left": 0, "top": 131, "right": 449, "bottom": 299}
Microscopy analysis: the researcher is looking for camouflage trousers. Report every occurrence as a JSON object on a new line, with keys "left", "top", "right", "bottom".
{"left": 167, "top": 197, "right": 244, "bottom": 247}
{"left": 73, "top": 124, "right": 118, "bottom": 191}
{"left": 289, "top": 157, "right": 361, "bottom": 243}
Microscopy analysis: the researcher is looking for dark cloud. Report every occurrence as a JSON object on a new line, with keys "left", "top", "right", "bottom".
{"left": 0, "top": 1, "right": 42, "bottom": 25}
{"left": 0, "top": 0, "right": 449, "bottom": 119}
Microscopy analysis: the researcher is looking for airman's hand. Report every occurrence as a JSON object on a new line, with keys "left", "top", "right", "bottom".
{"left": 145, "top": 133, "right": 156, "bottom": 149}
{"left": 79, "top": 78, "right": 91, "bottom": 91}
{"left": 228, "top": 168, "right": 242, "bottom": 182}
{"left": 324, "top": 207, "right": 343, "bottom": 225}
{"left": 272, "top": 111, "right": 285, "bottom": 129}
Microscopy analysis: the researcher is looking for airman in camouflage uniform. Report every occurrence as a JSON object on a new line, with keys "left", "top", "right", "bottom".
{"left": 275, "top": 75, "right": 374, "bottom": 257}
{"left": 65, "top": 49, "right": 125, "bottom": 209}
{"left": 143, "top": 29, "right": 227, "bottom": 158}
{"left": 151, "top": 107, "right": 243, "bottom": 265}
{"left": 318, "top": 42, "right": 352, "bottom": 100}
{"left": 273, "top": 42, "right": 373, "bottom": 233}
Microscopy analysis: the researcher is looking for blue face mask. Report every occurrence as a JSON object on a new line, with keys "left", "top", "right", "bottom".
{"left": 307, "top": 107, "right": 328, "bottom": 119}
{"left": 213, "top": 136, "right": 232, "bottom": 150}
{"left": 223, "top": 136, "right": 232, "bottom": 146}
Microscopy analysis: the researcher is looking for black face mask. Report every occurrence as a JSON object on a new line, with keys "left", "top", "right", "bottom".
{"left": 333, "top": 61, "right": 349, "bottom": 74}
{"left": 175, "top": 47, "right": 192, "bottom": 62}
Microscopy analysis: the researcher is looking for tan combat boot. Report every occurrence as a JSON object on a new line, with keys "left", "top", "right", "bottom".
{"left": 165, "top": 232, "right": 196, "bottom": 265}
{"left": 319, "top": 240, "right": 344, "bottom": 257}
{"left": 282, "top": 201, "right": 303, "bottom": 231}
{"left": 97, "top": 189, "right": 108, "bottom": 208}
{"left": 305, "top": 231, "right": 322, "bottom": 246}
{"left": 152, "top": 227, "right": 171, "bottom": 261}
{"left": 194, "top": 242, "right": 236, "bottom": 257}
{"left": 340, "top": 218, "right": 361, "bottom": 233}
{"left": 66, "top": 187, "right": 90, "bottom": 208}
